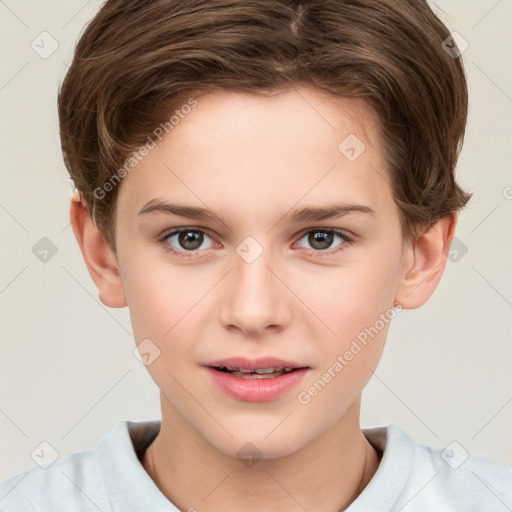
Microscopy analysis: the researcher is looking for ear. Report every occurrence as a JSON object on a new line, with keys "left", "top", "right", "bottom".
{"left": 69, "top": 191, "right": 127, "bottom": 308}
{"left": 394, "top": 212, "right": 458, "bottom": 309}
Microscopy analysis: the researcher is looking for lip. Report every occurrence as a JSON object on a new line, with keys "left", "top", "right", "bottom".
{"left": 204, "top": 356, "right": 306, "bottom": 370}
{"left": 203, "top": 356, "right": 310, "bottom": 402}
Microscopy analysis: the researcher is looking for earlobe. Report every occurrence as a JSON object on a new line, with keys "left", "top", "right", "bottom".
{"left": 69, "top": 191, "right": 127, "bottom": 308}
{"left": 394, "top": 212, "right": 458, "bottom": 309}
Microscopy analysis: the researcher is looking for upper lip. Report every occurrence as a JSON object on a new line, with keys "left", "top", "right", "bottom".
{"left": 204, "top": 357, "right": 309, "bottom": 370}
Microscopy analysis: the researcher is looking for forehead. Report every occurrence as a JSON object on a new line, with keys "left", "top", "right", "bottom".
{"left": 117, "top": 87, "right": 394, "bottom": 223}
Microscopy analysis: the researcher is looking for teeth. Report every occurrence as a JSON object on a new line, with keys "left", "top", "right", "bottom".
{"left": 217, "top": 366, "right": 295, "bottom": 376}
{"left": 220, "top": 366, "right": 294, "bottom": 372}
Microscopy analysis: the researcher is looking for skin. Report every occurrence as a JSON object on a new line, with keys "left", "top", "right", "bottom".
{"left": 70, "top": 87, "right": 457, "bottom": 512}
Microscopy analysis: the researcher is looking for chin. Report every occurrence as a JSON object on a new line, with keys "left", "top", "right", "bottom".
{"left": 201, "top": 418, "right": 310, "bottom": 462}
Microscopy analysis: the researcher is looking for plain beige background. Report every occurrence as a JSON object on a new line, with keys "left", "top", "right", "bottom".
{"left": 1, "top": 0, "right": 511, "bottom": 482}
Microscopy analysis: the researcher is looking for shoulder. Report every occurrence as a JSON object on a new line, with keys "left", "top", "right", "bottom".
{"left": 0, "top": 420, "right": 164, "bottom": 512}
{"left": 0, "top": 446, "right": 108, "bottom": 512}
{"left": 367, "top": 424, "right": 512, "bottom": 511}
{"left": 0, "top": 421, "right": 134, "bottom": 512}
{"left": 410, "top": 436, "right": 512, "bottom": 509}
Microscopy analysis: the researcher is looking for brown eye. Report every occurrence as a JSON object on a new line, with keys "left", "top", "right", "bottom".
{"left": 176, "top": 230, "right": 204, "bottom": 250}
{"left": 307, "top": 231, "right": 335, "bottom": 250}
{"left": 162, "top": 228, "right": 215, "bottom": 254}
{"left": 299, "top": 229, "right": 352, "bottom": 256}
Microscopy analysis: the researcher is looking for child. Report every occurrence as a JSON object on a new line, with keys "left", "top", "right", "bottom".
{"left": 1, "top": 0, "right": 510, "bottom": 510}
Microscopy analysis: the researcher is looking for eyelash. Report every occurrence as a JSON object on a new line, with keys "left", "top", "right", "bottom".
{"left": 158, "top": 227, "right": 354, "bottom": 259}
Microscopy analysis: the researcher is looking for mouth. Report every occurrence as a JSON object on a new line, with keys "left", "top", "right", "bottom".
{"left": 204, "top": 357, "right": 310, "bottom": 401}
{"left": 212, "top": 366, "right": 300, "bottom": 379}
{"left": 204, "top": 356, "right": 309, "bottom": 376}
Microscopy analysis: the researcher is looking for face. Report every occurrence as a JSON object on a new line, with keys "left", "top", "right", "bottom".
{"left": 113, "top": 87, "right": 407, "bottom": 458}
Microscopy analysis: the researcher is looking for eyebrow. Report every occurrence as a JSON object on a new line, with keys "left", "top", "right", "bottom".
{"left": 138, "top": 198, "right": 376, "bottom": 224}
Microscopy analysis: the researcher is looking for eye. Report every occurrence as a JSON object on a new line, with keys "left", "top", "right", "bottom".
{"left": 160, "top": 228, "right": 216, "bottom": 257}
{"left": 295, "top": 229, "right": 352, "bottom": 257}
{"left": 158, "top": 227, "right": 353, "bottom": 259}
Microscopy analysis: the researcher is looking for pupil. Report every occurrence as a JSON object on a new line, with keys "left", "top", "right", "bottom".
{"left": 179, "top": 231, "right": 203, "bottom": 250}
{"left": 309, "top": 231, "right": 333, "bottom": 250}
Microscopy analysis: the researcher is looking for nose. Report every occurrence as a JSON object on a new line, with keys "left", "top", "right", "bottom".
{"left": 219, "top": 245, "right": 291, "bottom": 337}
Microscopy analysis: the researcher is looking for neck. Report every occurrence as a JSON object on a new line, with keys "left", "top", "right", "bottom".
{"left": 142, "top": 398, "right": 381, "bottom": 512}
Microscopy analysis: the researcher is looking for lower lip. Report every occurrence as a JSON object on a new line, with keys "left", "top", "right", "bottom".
{"left": 205, "top": 367, "right": 309, "bottom": 402}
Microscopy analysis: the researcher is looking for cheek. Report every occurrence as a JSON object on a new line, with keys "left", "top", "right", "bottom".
{"left": 124, "top": 278, "right": 168, "bottom": 341}
{"left": 124, "top": 270, "right": 202, "bottom": 398}
{"left": 122, "top": 255, "right": 197, "bottom": 339}
{"left": 123, "top": 264, "right": 212, "bottom": 375}
{"left": 293, "top": 249, "right": 398, "bottom": 403}
{"left": 298, "top": 256, "right": 397, "bottom": 341}
{"left": 296, "top": 320, "right": 391, "bottom": 427}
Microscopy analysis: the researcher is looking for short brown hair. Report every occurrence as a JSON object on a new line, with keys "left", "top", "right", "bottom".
{"left": 58, "top": 0, "right": 472, "bottom": 252}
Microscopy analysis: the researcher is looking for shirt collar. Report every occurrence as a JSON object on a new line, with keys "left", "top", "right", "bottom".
{"left": 98, "top": 420, "right": 411, "bottom": 512}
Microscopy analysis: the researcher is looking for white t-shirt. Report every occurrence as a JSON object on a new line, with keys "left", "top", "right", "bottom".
{"left": 0, "top": 420, "right": 510, "bottom": 511}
